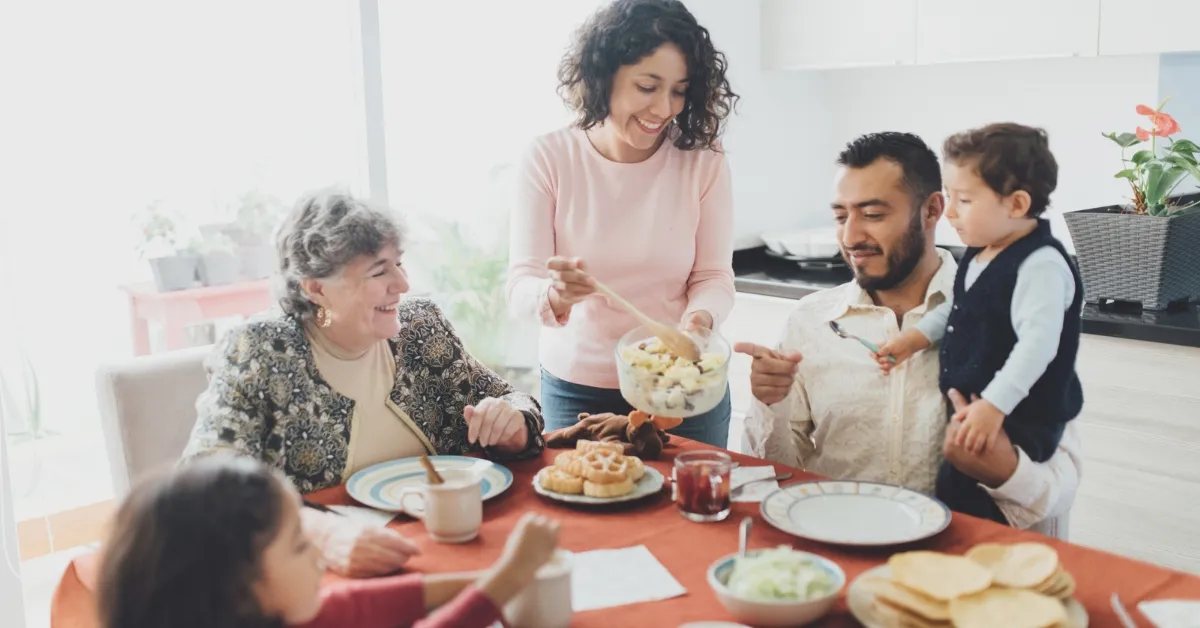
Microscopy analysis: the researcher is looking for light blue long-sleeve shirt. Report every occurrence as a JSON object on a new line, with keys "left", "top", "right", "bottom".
{"left": 916, "top": 246, "right": 1075, "bottom": 415}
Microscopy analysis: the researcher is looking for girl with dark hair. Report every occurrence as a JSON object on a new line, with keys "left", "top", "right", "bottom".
{"left": 97, "top": 455, "right": 560, "bottom": 628}
{"left": 507, "top": 0, "right": 740, "bottom": 447}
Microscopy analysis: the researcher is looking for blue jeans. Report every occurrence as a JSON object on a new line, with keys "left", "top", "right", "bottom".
{"left": 539, "top": 369, "right": 731, "bottom": 449}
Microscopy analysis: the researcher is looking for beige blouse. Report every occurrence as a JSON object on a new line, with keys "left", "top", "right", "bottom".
{"left": 306, "top": 325, "right": 430, "bottom": 477}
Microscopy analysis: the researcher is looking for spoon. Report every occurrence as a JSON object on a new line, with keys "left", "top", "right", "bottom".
{"left": 419, "top": 455, "right": 445, "bottom": 485}
{"left": 738, "top": 517, "right": 752, "bottom": 559}
{"left": 591, "top": 278, "right": 700, "bottom": 361}
{"left": 829, "top": 320, "right": 895, "bottom": 363}
{"left": 730, "top": 472, "right": 793, "bottom": 499}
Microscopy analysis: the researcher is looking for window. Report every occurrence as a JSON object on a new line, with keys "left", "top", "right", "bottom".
{"left": 377, "top": 1, "right": 602, "bottom": 391}
{"left": 1, "top": 0, "right": 368, "bottom": 573}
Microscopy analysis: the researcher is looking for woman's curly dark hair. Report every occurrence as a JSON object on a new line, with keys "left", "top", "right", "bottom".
{"left": 557, "top": 0, "right": 739, "bottom": 152}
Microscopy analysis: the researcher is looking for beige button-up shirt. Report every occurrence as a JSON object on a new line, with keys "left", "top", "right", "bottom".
{"left": 743, "top": 248, "right": 1082, "bottom": 537}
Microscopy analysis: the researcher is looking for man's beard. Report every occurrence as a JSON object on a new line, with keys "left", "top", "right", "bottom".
{"left": 844, "top": 214, "right": 926, "bottom": 293}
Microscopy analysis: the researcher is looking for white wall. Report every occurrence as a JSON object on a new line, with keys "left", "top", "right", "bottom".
{"left": 823, "top": 55, "right": 1162, "bottom": 251}
{"left": 1159, "top": 52, "right": 1200, "bottom": 198}
{"left": 684, "top": 0, "right": 836, "bottom": 248}
{"left": 685, "top": 1, "right": 1167, "bottom": 252}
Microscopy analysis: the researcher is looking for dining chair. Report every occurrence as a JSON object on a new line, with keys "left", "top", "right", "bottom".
{"left": 95, "top": 345, "right": 211, "bottom": 499}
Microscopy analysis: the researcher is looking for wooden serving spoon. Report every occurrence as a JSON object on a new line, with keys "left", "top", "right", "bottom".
{"left": 419, "top": 454, "right": 445, "bottom": 485}
{"left": 590, "top": 278, "right": 701, "bottom": 361}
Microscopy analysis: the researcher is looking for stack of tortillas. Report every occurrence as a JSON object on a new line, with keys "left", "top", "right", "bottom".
{"left": 966, "top": 542, "right": 1076, "bottom": 600}
{"left": 858, "top": 542, "right": 1078, "bottom": 628}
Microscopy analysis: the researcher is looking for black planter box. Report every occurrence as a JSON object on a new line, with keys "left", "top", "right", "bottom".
{"left": 1063, "top": 193, "right": 1200, "bottom": 310}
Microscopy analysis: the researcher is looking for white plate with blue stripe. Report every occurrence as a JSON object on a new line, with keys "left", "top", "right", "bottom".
{"left": 760, "top": 480, "right": 951, "bottom": 547}
{"left": 346, "top": 456, "right": 513, "bottom": 513}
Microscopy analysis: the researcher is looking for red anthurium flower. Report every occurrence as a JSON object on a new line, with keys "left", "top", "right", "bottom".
{"left": 1156, "top": 112, "right": 1181, "bottom": 136}
{"left": 1135, "top": 104, "right": 1181, "bottom": 139}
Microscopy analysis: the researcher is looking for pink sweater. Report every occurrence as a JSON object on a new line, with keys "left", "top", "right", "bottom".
{"left": 295, "top": 574, "right": 502, "bottom": 628}
{"left": 507, "top": 127, "right": 735, "bottom": 389}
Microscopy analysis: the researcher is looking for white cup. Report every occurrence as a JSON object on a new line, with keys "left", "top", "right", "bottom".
{"left": 504, "top": 549, "right": 574, "bottom": 628}
{"left": 396, "top": 470, "right": 483, "bottom": 543}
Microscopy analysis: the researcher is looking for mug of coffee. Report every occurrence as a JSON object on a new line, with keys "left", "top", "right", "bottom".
{"left": 504, "top": 549, "right": 573, "bottom": 628}
{"left": 396, "top": 470, "right": 483, "bottom": 543}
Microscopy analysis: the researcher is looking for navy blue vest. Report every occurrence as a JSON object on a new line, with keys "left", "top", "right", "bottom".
{"left": 938, "top": 219, "right": 1084, "bottom": 461}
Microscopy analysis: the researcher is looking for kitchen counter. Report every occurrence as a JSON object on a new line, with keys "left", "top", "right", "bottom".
{"left": 732, "top": 245, "right": 1200, "bottom": 348}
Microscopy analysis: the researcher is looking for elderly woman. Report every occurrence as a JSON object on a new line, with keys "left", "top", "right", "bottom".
{"left": 183, "top": 188, "right": 545, "bottom": 577}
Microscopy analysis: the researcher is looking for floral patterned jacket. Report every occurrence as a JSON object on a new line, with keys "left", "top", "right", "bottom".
{"left": 182, "top": 298, "right": 545, "bottom": 492}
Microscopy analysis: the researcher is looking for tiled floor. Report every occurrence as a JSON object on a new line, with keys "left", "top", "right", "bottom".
{"left": 18, "top": 501, "right": 113, "bottom": 561}
{"left": 10, "top": 429, "right": 115, "bottom": 626}
{"left": 10, "top": 430, "right": 114, "bottom": 522}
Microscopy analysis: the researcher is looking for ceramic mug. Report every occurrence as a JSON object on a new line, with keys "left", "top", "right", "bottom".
{"left": 396, "top": 470, "right": 483, "bottom": 543}
{"left": 503, "top": 549, "right": 574, "bottom": 628}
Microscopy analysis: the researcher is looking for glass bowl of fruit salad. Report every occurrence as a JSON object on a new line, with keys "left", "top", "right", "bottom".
{"left": 615, "top": 324, "right": 731, "bottom": 419}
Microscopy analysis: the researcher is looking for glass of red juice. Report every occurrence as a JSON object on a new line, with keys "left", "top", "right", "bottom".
{"left": 672, "top": 451, "right": 732, "bottom": 522}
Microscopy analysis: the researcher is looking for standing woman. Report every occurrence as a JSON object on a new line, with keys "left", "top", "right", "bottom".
{"left": 507, "top": 0, "right": 738, "bottom": 447}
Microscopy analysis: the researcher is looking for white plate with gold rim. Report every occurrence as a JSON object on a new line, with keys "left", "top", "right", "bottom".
{"left": 847, "top": 565, "right": 1088, "bottom": 628}
{"left": 759, "top": 480, "right": 951, "bottom": 547}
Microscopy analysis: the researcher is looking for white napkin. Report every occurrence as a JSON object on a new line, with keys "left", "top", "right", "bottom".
{"left": 570, "top": 545, "right": 687, "bottom": 611}
{"left": 329, "top": 505, "right": 397, "bottom": 527}
{"left": 1138, "top": 600, "right": 1200, "bottom": 628}
{"left": 731, "top": 465, "right": 779, "bottom": 503}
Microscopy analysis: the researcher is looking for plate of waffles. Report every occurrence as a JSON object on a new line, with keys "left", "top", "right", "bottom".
{"left": 847, "top": 542, "right": 1087, "bottom": 628}
{"left": 533, "top": 440, "right": 665, "bottom": 505}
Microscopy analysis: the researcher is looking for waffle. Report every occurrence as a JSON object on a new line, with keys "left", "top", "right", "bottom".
{"left": 538, "top": 441, "right": 646, "bottom": 498}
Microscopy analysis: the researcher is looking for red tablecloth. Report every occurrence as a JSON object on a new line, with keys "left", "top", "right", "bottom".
{"left": 52, "top": 438, "right": 1200, "bottom": 627}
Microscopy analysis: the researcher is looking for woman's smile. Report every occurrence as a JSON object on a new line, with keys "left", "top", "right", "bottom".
{"left": 634, "top": 115, "right": 668, "bottom": 135}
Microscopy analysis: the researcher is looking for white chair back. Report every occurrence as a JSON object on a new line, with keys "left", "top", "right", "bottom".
{"left": 95, "top": 346, "right": 211, "bottom": 498}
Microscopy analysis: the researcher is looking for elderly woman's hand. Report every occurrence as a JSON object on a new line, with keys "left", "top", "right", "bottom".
{"left": 465, "top": 398, "right": 529, "bottom": 453}
{"left": 303, "top": 508, "right": 420, "bottom": 578}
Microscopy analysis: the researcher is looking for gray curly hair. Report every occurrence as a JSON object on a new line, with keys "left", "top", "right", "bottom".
{"left": 274, "top": 188, "right": 406, "bottom": 320}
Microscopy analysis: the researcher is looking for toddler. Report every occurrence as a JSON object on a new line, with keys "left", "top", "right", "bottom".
{"left": 875, "top": 122, "right": 1084, "bottom": 524}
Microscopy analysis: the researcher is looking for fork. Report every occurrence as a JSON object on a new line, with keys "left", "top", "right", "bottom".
{"left": 1111, "top": 593, "right": 1139, "bottom": 628}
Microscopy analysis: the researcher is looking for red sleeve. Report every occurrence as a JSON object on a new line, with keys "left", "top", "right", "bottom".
{"left": 293, "top": 574, "right": 426, "bottom": 628}
{"left": 413, "top": 587, "right": 504, "bottom": 628}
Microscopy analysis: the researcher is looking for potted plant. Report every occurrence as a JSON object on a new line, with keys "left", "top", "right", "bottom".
{"left": 136, "top": 201, "right": 198, "bottom": 292}
{"left": 411, "top": 215, "right": 539, "bottom": 395}
{"left": 0, "top": 345, "right": 47, "bottom": 446}
{"left": 1063, "top": 99, "right": 1200, "bottom": 309}
{"left": 228, "top": 189, "right": 286, "bottom": 280}
{"left": 193, "top": 231, "right": 241, "bottom": 287}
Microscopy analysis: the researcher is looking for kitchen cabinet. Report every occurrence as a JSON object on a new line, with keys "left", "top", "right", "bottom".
{"left": 1070, "top": 334, "right": 1200, "bottom": 574}
{"left": 1099, "top": 0, "right": 1200, "bottom": 55}
{"left": 760, "top": 0, "right": 917, "bottom": 70}
{"left": 915, "top": 0, "right": 1100, "bottom": 65}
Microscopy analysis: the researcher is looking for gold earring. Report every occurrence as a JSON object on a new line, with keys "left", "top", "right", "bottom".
{"left": 317, "top": 307, "right": 332, "bottom": 328}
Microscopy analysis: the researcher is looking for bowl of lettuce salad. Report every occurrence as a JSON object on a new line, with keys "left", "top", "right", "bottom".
{"left": 706, "top": 546, "right": 844, "bottom": 627}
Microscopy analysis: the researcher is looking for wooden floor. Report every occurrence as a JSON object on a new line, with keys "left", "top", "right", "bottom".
{"left": 17, "top": 501, "right": 113, "bottom": 561}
